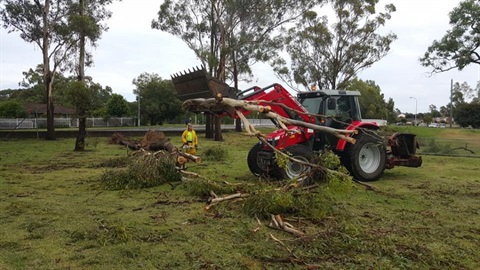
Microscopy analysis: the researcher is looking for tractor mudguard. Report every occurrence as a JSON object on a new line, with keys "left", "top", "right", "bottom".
{"left": 335, "top": 121, "right": 380, "bottom": 151}
{"left": 264, "top": 126, "right": 310, "bottom": 150}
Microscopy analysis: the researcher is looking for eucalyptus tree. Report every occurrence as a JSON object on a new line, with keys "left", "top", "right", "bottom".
{"left": 68, "top": 0, "right": 117, "bottom": 151}
{"left": 420, "top": 0, "right": 480, "bottom": 73}
{"left": 273, "top": 0, "right": 397, "bottom": 90}
{"left": 152, "top": 0, "right": 323, "bottom": 139}
{"left": 1, "top": 0, "right": 78, "bottom": 140}
{"left": 153, "top": 0, "right": 320, "bottom": 81}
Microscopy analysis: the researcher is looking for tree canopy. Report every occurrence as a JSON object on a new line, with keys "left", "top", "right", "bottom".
{"left": 152, "top": 0, "right": 322, "bottom": 82}
{"left": 420, "top": 0, "right": 480, "bottom": 73}
{"left": 273, "top": 0, "right": 397, "bottom": 90}
{"left": 133, "top": 73, "right": 182, "bottom": 125}
{"left": 106, "top": 93, "right": 131, "bottom": 117}
{"left": 1, "top": 0, "right": 118, "bottom": 140}
{"left": 0, "top": 101, "right": 28, "bottom": 118}
{"left": 346, "top": 78, "right": 394, "bottom": 121}
{"left": 456, "top": 102, "right": 480, "bottom": 128}
{"left": 1, "top": 0, "right": 78, "bottom": 139}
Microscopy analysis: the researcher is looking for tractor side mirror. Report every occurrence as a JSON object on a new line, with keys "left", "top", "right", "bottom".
{"left": 327, "top": 98, "right": 336, "bottom": 110}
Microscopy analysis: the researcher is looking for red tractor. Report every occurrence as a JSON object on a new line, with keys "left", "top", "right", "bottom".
{"left": 172, "top": 68, "right": 422, "bottom": 181}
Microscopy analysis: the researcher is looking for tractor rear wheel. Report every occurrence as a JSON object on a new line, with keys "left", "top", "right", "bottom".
{"left": 342, "top": 132, "right": 386, "bottom": 181}
{"left": 274, "top": 144, "right": 313, "bottom": 180}
{"left": 247, "top": 143, "right": 270, "bottom": 177}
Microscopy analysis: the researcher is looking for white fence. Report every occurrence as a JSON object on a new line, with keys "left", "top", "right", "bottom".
{"left": 0, "top": 117, "right": 137, "bottom": 130}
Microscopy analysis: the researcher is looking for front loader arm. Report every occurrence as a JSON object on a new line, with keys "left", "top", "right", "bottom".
{"left": 171, "top": 67, "right": 311, "bottom": 122}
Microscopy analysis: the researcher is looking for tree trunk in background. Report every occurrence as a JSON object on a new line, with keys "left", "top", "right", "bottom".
{"left": 43, "top": 0, "right": 55, "bottom": 140}
{"left": 75, "top": 0, "right": 87, "bottom": 151}
{"left": 232, "top": 50, "right": 242, "bottom": 132}
{"left": 214, "top": 115, "right": 223, "bottom": 141}
{"left": 45, "top": 73, "right": 55, "bottom": 140}
{"left": 205, "top": 113, "right": 213, "bottom": 138}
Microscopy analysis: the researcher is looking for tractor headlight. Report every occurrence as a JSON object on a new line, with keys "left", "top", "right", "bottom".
{"left": 266, "top": 136, "right": 280, "bottom": 147}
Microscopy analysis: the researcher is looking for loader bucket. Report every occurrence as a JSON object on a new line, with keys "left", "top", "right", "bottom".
{"left": 171, "top": 66, "right": 238, "bottom": 101}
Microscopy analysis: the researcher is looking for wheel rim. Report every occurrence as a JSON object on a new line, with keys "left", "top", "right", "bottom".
{"left": 256, "top": 156, "right": 269, "bottom": 172}
{"left": 286, "top": 156, "right": 310, "bottom": 179}
{"left": 358, "top": 142, "right": 381, "bottom": 174}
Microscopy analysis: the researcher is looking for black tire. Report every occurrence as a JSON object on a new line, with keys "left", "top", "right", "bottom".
{"left": 342, "top": 132, "right": 386, "bottom": 181}
{"left": 247, "top": 143, "right": 270, "bottom": 177}
{"left": 274, "top": 144, "right": 313, "bottom": 180}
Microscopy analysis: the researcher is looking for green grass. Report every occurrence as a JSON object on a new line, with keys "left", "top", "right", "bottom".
{"left": 0, "top": 128, "right": 479, "bottom": 269}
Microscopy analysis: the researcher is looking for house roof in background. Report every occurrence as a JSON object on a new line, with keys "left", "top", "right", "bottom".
{"left": 25, "top": 104, "right": 76, "bottom": 115}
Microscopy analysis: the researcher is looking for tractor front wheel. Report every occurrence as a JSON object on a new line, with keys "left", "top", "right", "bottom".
{"left": 274, "top": 144, "right": 313, "bottom": 180}
{"left": 342, "top": 132, "right": 386, "bottom": 181}
{"left": 247, "top": 143, "right": 270, "bottom": 177}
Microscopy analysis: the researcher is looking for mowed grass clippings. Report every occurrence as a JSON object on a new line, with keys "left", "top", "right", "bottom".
{"left": 0, "top": 128, "right": 479, "bottom": 269}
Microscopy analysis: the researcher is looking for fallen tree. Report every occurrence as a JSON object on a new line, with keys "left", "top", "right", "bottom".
{"left": 105, "top": 98, "right": 357, "bottom": 238}
{"left": 110, "top": 131, "right": 201, "bottom": 165}
{"left": 182, "top": 95, "right": 357, "bottom": 144}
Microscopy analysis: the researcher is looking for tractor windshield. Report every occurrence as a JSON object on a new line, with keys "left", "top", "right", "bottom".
{"left": 321, "top": 96, "right": 362, "bottom": 122}
{"left": 299, "top": 96, "right": 324, "bottom": 115}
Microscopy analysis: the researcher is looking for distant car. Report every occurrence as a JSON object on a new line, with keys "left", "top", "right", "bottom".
{"left": 439, "top": 124, "right": 446, "bottom": 128}
{"left": 428, "top": 123, "right": 439, "bottom": 128}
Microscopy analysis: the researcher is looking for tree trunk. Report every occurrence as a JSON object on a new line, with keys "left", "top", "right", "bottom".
{"left": 45, "top": 74, "right": 55, "bottom": 140}
{"left": 43, "top": 0, "right": 55, "bottom": 140}
{"left": 205, "top": 113, "right": 213, "bottom": 138}
{"left": 235, "top": 117, "right": 242, "bottom": 131}
{"left": 232, "top": 47, "right": 242, "bottom": 132}
{"left": 182, "top": 97, "right": 358, "bottom": 143}
{"left": 214, "top": 115, "right": 223, "bottom": 141}
{"left": 75, "top": 0, "right": 87, "bottom": 151}
{"left": 74, "top": 116, "right": 86, "bottom": 151}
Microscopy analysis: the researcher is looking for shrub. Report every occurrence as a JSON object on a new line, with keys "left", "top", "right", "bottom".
{"left": 203, "top": 145, "right": 228, "bottom": 161}
{"left": 422, "top": 138, "right": 452, "bottom": 154}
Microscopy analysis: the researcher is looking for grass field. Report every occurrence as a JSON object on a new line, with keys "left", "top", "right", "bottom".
{"left": 0, "top": 127, "right": 479, "bottom": 269}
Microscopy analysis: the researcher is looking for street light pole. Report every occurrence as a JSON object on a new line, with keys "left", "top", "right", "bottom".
{"left": 137, "top": 94, "right": 141, "bottom": 127}
{"left": 450, "top": 79, "right": 453, "bottom": 128}
{"left": 410, "top": 96, "right": 417, "bottom": 126}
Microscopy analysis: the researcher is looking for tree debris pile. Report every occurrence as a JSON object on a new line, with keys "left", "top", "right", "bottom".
{"left": 101, "top": 154, "right": 181, "bottom": 190}
{"left": 109, "top": 132, "right": 140, "bottom": 150}
{"left": 103, "top": 130, "right": 202, "bottom": 190}
{"left": 181, "top": 151, "right": 354, "bottom": 234}
{"left": 140, "top": 130, "right": 176, "bottom": 152}
{"left": 110, "top": 131, "right": 178, "bottom": 152}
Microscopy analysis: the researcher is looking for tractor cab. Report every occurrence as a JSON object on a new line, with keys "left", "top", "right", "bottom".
{"left": 297, "top": 90, "right": 362, "bottom": 126}
{"left": 297, "top": 90, "right": 364, "bottom": 151}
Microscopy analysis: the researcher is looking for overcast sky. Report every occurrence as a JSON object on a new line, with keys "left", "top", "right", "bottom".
{"left": 1, "top": 0, "right": 479, "bottom": 114}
